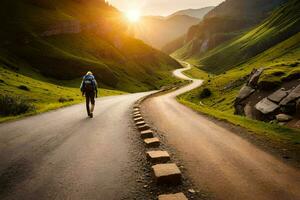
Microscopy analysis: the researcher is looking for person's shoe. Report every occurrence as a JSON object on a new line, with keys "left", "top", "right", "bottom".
{"left": 90, "top": 113, "right": 93, "bottom": 118}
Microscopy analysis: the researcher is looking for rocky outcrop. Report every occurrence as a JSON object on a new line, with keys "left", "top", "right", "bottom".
{"left": 234, "top": 68, "right": 264, "bottom": 115}
{"left": 234, "top": 69, "right": 300, "bottom": 125}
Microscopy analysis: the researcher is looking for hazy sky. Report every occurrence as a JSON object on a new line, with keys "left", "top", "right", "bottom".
{"left": 107, "top": 0, "right": 225, "bottom": 16}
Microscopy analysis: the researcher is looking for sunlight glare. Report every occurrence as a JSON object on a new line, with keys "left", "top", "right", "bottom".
{"left": 126, "top": 10, "right": 141, "bottom": 23}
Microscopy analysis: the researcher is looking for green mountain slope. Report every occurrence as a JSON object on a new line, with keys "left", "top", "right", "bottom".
{"left": 172, "top": 0, "right": 285, "bottom": 58}
{"left": 191, "top": 0, "right": 300, "bottom": 74}
{"left": 0, "top": 0, "right": 183, "bottom": 120}
{"left": 0, "top": 0, "right": 180, "bottom": 93}
{"left": 178, "top": 0, "right": 300, "bottom": 147}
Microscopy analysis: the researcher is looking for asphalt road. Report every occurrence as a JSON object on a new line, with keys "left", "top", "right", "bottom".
{"left": 142, "top": 63, "right": 300, "bottom": 200}
{"left": 0, "top": 92, "right": 153, "bottom": 200}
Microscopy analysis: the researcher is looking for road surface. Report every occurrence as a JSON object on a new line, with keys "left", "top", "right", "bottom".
{"left": 0, "top": 92, "right": 154, "bottom": 200}
{"left": 142, "top": 62, "right": 300, "bottom": 200}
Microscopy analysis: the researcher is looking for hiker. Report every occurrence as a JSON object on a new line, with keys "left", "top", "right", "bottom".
{"left": 80, "top": 71, "right": 98, "bottom": 118}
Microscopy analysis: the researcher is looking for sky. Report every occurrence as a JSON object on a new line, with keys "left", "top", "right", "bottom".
{"left": 106, "top": 0, "right": 225, "bottom": 16}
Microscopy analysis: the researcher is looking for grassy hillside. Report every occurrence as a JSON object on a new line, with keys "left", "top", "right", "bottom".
{"left": 172, "top": 0, "right": 285, "bottom": 59}
{"left": 190, "top": 0, "right": 300, "bottom": 74}
{"left": 0, "top": 0, "right": 183, "bottom": 121}
{"left": 0, "top": 0, "right": 181, "bottom": 93}
{"left": 177, "top": 0, "right": 300, "bottom": 153}
{"left": 0, "top": 63, "right": 125, "bottom": 122}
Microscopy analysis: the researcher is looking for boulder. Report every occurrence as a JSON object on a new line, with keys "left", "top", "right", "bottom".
{"left": 255, "top": 98, "right": 280, "bottom": 114}
{"left": 276, "top": 114, "right": 293, "bottom": 122}
{"left": 237, "top": 85, "right": 255, "bottom": 101}
{"left": 248, "top": 68, "right": 264, "bottom": 88}
{"left": 268, "top": 88, "right": 289, "bottom": 103}
{"left": 280, "top": 85, "right": 300, "bottom": 106}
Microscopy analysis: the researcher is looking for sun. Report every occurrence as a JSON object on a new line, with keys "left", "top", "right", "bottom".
{"left": 126, "top": 9, "right": 141, "bottom": 23}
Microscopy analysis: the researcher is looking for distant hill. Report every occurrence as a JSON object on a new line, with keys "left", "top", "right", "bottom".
{"left": 0, "top": 0, "right": 180, "bottom": 93}
{"left": 168, "top": 6, "right": 214, "bottom": 19}
{"left": 172, "top": 0, "right": 286, "bottom": 57}
{"left": 189, "top": 0, "right": 300, "bottom": 74}
{"left": 136, "top": 15, "right": 200, "bottom": 49}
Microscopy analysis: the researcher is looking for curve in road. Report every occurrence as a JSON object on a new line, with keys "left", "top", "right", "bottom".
{"left": 142, "top": 62, "right": 300, "bottom": 200}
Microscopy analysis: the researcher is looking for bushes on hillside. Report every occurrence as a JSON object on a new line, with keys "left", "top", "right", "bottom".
{"left": 0, "top": 95, "right": 35, "bottom": 116}
{"left": 18, "top": 85, "right": 30, "bottom": 91}
{"left": 200, "top": 88, "right": 212, "bottom": 98}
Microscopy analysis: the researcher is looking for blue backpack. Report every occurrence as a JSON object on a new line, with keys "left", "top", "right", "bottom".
{"left": 82, "top": 75, "right": 96, "bottom": 92}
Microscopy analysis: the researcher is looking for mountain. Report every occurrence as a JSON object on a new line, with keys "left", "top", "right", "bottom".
{"left": 135, "top": 15, "right": 200, "bottom": 49}
{"left": 192, "top": 0, "right": 300, "bottom": 74}
{"left": 168, "top": 7, "right": 214, "bottom": 19}
{"left": 0, "top": 0, "right": 180, "bottom": 93}
{"left": 179, "top": 0, "right": 300, "bottom": 130}
{"left": 172, "top": 0, "right": 286, "bottom": 57}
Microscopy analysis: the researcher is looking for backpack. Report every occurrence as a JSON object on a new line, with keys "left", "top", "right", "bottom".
{"left": 83, "top": 75, "right": 95, "bottom": 92}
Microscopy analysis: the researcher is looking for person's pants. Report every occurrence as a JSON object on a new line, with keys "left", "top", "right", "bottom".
{"left": 85, "top": 91, "right": 95, "bottom": 115}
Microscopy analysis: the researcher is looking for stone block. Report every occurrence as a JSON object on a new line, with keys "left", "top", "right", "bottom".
{"left": 140, "top": 130, "right": 154, "bottom": 139}
{"left": 144, "top": 137, "right": 160, "bottom": 148}
{"left": 152, "top": 163, "right": 182, "bottom": 185}
{"left": 158, "top": 193, "right": 188, "bottom": 200}
{"left": 255, "top": 98, "right": 279, "bottom": 114}
{"left": 268, "top": 88, "right": 289, "bottom": 103}
{"left": 136, "top": 121, "right": 146, "bottom": 126}
{"left": 146, "top": 151, "right": 170, "bottom": 163}
{"left": 138, "top": 124, "right": 151, "bottom": 132}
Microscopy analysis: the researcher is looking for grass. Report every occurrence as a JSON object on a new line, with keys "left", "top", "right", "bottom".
{"left": 178, "top": 98, "right": 300, "bottom": 144}
{"left": 0, "top": 0, "right": 182, "bottom": 93}
{"left": 185, "top": 0, "right": 300, "bottom": 74}
{"left": 174, "top": 1, "right": 300, "bottom": 147}
{"left": 0, "top": 65, "right": 125, "bottom": 123}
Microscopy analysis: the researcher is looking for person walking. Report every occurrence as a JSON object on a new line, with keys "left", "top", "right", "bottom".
{"left": 80, "top": 71, "right": 98, "bottom": 118}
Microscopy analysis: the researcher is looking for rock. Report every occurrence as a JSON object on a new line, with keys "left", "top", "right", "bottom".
{"left": 234, "top": 104, "right": 245, "bottom": 115}
{"left": 255, "top": 98, "right": 280, "bottom": 114}
{"left": 144, "top": 137, "right": 160, "bottom": 148}
{"left": 237, "top": 85, "right": 255, "bottom": 101}
{"left": 280, "top": 85, "right": 300, "bottom": 106}
{"left": 188, "top": 189, "right": 196, "bottom": 194}
{"left": 276, "top": 114, "right": 293, "bottom": 122}
{"left": 158, "top": 193, "right": 188, "bottom": 200}
{"left": 268, "top": 88, "right": 289, "bottom": 103}
{"left": 137, "top": 124, "right": 150, "bottom": 132}
{"left": 133, "top": 113, "right": 142, "bottom": 118}
{"left": 133, "top": 111, "right": 140, "bottom": 116}
{"left": 152, "top": 163, "right": 182, "bottom": 185}
{"left": 146, "top": 151, "right": 170, "bottom": 163}
{"left": 133, "top": 117, "right": 143, "bottom": 122}
{"left": 133, "top": 108, "right": 140, "bottom": 112}
{"left": 140, "top": 130, "right": 154, "bottom": 139}
{"left": 136, "top": 121, "right": 146, "bottom": 126}
{"left": 248, "top": 68, "right": 264, "bottom": 87}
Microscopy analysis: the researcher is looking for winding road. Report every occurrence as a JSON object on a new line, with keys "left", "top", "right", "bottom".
{"left": 142, "top": 62, "right": 300, "bottom": 200}
{"left": 1, "top": 63, "right": 300, "bottom": 200}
